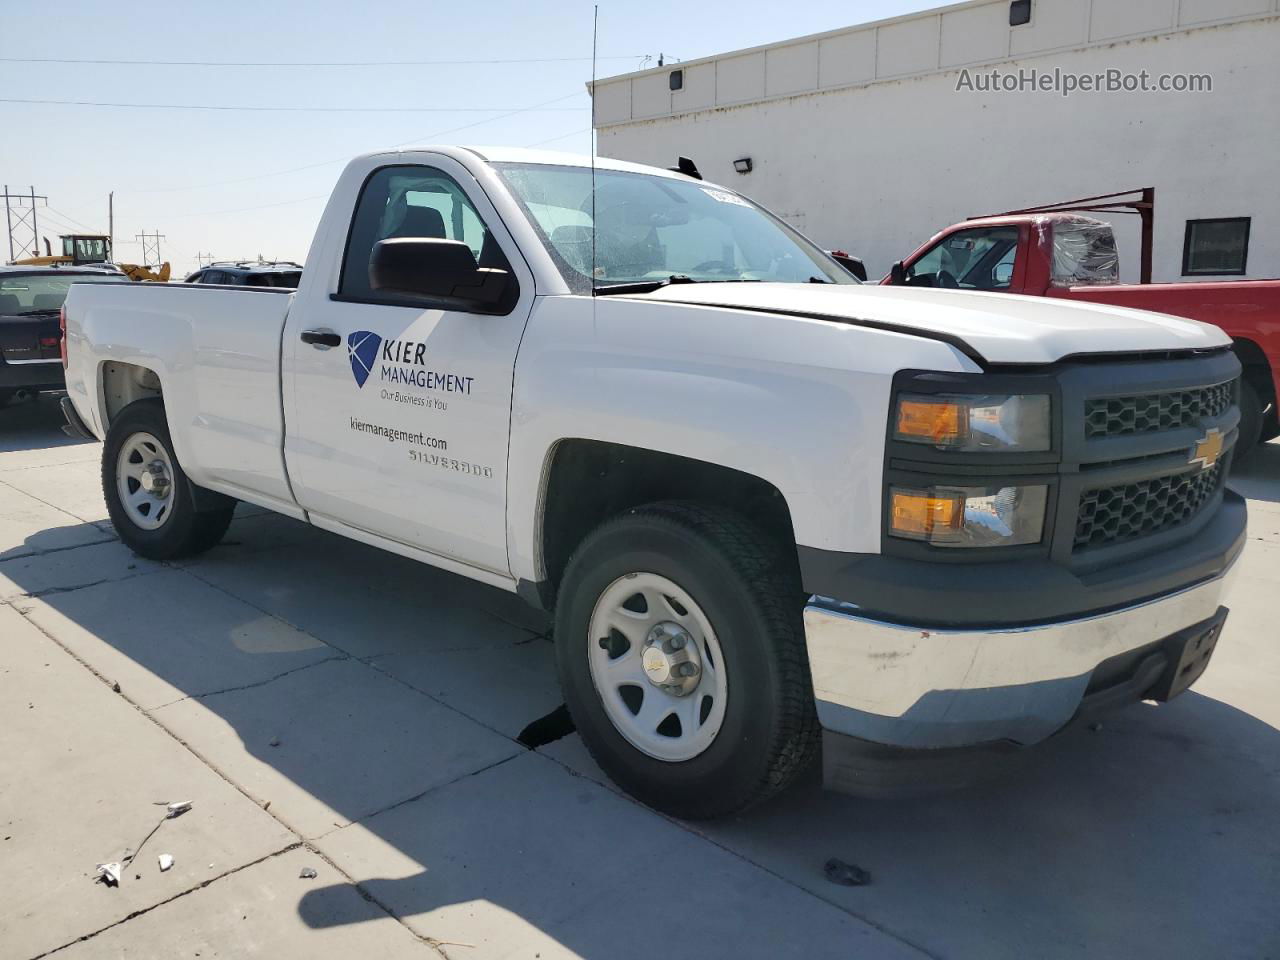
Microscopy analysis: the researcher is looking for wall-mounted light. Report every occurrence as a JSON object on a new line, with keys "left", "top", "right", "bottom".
{"left": 669, "top": 69, "right": 684, "bottom": 91}
{"left": 1009, "top": 0, "right": 1032, "bottom": 26}
{"left": 733, "top": 157, "right": 753, "bottom": 174}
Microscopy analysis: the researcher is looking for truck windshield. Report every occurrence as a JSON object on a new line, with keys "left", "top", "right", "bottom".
{"left": 0, "top": 274, "right": 128, "bottom": 315}
{"left": 493, "top": 163, "right": 855, "bottom": 292}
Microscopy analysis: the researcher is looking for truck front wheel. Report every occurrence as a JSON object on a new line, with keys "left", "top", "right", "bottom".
{"left": 554, "top": 501, "right": 819, "bottom": 819}
{"left": 102, "top": 399, "right": 234, "bottom": 561}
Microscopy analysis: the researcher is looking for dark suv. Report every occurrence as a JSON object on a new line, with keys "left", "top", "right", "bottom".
{"left": 184, "top": 261, "right": 303, "bottom": 288}
{"left": 1, "top": 265, "right": 129, "bottom": 406}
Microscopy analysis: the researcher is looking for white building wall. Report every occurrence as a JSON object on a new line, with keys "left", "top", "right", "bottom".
{"left": 593, "top": 0, "right": 1280, "bottom": 283}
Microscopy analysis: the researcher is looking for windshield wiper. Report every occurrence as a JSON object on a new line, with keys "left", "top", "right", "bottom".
{"left": 593, "top": 274, "right": 697, "bottom": 296}
{"left": 593, "top": 275, "right": 770, "bottom": 296}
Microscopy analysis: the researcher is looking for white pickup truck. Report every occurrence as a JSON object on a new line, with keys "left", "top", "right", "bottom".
{"left": 61, "top": 147, "right": 1246, "bottom": 818}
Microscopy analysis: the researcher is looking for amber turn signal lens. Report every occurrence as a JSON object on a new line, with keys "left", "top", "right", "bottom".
{"left": 895, "top": 399, "right": 965, "bottom": 444}
{"left": 890, "top": 490, "right": 963, "bottom": 538}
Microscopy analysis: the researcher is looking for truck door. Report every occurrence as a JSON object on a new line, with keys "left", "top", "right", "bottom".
{"left": 901, "top": 225, "right": 1024, "bottom": 291}
{"left": 282, "top": 159, "right": 534, "bottom": 576}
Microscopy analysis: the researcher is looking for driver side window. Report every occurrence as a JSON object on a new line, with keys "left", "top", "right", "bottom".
{"left": 339, "top": 164, "right": 512, "bottom": 305}
{"left": 908, "top": 226, "right": 1019, "bottom": 291}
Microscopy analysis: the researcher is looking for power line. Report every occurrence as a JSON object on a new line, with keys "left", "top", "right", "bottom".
{"left": 0, "top": 97, "right": 583, "bottom": 114}
{"left": 45, "top": 205, "right": 102, "bottom": 233}
{"left": 524, "top": 128, "right": 592, "bottom": 148}
{"left": 126, "top": 91, "right": 586, "bottom": 195}
{"left": 168, "top": 193, "right": 330, "bottom": 219}
{"left": 37, "top": 209, "right": 94, "bottom": 238}
{"left": 0, "top": 54, "right": 644, "bottom": 68}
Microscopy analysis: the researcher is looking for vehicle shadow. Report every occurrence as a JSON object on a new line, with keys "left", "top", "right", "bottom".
{"left": 287, "top": 689, "right": 1280, "bottom": 960}
{"left": 0, "top": 393, "right": 91, "bottom": 454}
{"left": 7, "top": 516, "right": 1278, "bottom": 959}
{"left": 4, "top": 401, "right": 1278, "bottom": 957}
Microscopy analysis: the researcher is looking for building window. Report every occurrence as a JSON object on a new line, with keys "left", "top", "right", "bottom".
{"left": 1182, "top": 218, "right": 1251, "bottom": 276}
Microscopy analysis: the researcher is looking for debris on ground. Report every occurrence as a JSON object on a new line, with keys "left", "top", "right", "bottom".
{"left": 299, "top": 867, "right": 318, "bottom": 879}
{"left": 823, "top": 857, "right": 871, "bottom": 887}
{"left": 268, "top": 737, "right": 281, "bottom": 747}
{"left": 96, "top": 801, "right": 196, "bottom": 887}
{"left": 111, "top": 681, "right": 121, "bottom": 693}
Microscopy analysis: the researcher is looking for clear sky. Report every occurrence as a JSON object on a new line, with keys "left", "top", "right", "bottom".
{"left": 0, "top": 0, "right": 936, "bottom": 273}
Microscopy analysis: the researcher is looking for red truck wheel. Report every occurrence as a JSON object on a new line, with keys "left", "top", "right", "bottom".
{"left": 1236, "top": 381, "right": 1264, "bottom": 462}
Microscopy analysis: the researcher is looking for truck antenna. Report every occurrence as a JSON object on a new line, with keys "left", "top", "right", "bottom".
{"left": 590, "top": 4, "right": 599, "bottom": 299}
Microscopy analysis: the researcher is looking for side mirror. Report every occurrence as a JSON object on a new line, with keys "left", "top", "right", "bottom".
{"left": 992, "top": 262, "right": 1014, "bottom": 287}
{"left": 370, "top": 238, "right": 509, "bottom": 307}
{"left": 889, "top": 261, "right": 907, "bottom": 285}
{"left": 829, "top": 250, "right": 868, "bottom": 281}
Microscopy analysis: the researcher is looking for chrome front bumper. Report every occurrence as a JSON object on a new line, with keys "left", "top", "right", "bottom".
{"left": 803, "top": 566, "right": 1238, "bottom": 750}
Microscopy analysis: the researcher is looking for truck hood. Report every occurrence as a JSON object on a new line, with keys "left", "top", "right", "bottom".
{"left": 634, "top": 283, "right": 1230, "bottom": 365}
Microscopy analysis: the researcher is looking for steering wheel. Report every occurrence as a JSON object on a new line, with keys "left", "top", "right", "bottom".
{"left": 691, "top": 259, "right": 738, "bottom": 276}
{"left": 937, "top": 270, "right": 960, "bottom": 289}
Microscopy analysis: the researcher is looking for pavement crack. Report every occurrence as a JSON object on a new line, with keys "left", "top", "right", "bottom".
{"left": 313, "top": 752, "right": 524, "bottom": 840}
{"left": 151, "top": 654, "right": 350, "bottom": 709}
{"left": 299, "top": 843, "right": 450, "bottom": 958}
{"left": 28, "top": 842, "right": 304, "bottom": 960}
{"left": 0, "top": 475, "right": 107, "bottom": 529}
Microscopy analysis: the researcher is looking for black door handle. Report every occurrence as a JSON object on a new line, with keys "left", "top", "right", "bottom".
{"left": 300, "top": 329, "right": 341, "bottom": 348}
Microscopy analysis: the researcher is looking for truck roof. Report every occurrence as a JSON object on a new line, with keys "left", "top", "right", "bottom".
{"left": 961, "top": 212, "right": 1110, "bottom": 231}
{"left": 354, "top": 145, "right": 703, "bottom": 182}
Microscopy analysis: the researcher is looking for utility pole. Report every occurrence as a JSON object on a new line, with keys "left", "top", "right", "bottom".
{"left": 135, "top": 229, "right": 165, "bottom": 267}
{"left": 108, "top": 192, "right": 114, "bottom": 255}
{"left": 3, "top": 185, "right": 48, "bottom": 262}
{"left": 195, "top": 251, "right": 215, "bottom": 268}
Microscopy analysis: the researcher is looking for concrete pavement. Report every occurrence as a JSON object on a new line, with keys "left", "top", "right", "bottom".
{"left": 1, "top": 394, "right": 1278, "bottom": 959}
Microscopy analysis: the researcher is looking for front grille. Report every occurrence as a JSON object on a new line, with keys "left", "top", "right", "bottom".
{"left": 1085, "top": 380, "right": 1235, "bottom": 439}
{"left": 1074, "top": 463, "right": 1224, "bottom": 551}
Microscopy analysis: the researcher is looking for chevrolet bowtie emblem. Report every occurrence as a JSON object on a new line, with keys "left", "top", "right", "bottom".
{"left": 1190, "top": 428, "right": 1225, "bottom": 470}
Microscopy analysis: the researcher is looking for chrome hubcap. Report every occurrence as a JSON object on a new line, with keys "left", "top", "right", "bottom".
{"left": 116, "top": 432, "right": 175, "bottom": 531}
{"left": 587, "top": 572, "right": 727, "bottom": 762}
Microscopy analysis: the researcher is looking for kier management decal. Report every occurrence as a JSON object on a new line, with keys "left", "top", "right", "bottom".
{"left": 348, "top": 330, "right": 474, "bottom": 395}
{"left": 345, "top": 330, "right": 493, "bottom": 478}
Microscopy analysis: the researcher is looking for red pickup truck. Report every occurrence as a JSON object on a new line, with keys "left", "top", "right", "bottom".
{"left": 885, "top": 201, "right": 1279, "bottom": 458}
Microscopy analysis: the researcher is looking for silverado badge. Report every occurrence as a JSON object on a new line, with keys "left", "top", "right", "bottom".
{"left": 1190, "top": 428, "right": 1225, "bottom": 471}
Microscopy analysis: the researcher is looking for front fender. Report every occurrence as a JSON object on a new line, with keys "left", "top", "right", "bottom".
{"left": 505, "top": 295, "right": 977, "bottom": 583}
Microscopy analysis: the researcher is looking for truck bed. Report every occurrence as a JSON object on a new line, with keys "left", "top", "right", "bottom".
{"left": 62, "top": 281, "right": 297, "bottom": 509}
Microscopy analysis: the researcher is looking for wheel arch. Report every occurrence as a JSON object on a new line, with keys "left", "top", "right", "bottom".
{"left": 98, "top": 360, "right": 164, "bottom": 431}
{"left": 524, "top": 438, "right": 800, "bottom": 609}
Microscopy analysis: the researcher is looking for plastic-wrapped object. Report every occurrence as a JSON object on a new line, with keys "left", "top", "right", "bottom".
{"left": 1050, "top": 217, "right": 1119, "bottom": 286}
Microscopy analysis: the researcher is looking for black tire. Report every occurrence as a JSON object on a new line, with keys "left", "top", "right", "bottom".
{"left": 554, "top": 501, "right": 819, "bottom": 819}
{"left": 102, "top": 399, "right": 235, "bottom": 560}
{"left": 1235, "top": 379, "right": 1264, "bottom": 464}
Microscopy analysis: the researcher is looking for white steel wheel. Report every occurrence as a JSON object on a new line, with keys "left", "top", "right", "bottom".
{"left": 587, "top": 572, "right": 728, "bottom": 762}
{"left": 115, "top": 431, "right": 176, "bottom": 531}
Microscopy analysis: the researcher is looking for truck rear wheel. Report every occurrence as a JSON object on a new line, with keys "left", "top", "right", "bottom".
{"left": 102, "top": 399, "right": 234, "bottom": 561}
{"left": 554, "top": 501, "right": 819, "bottom": 819}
